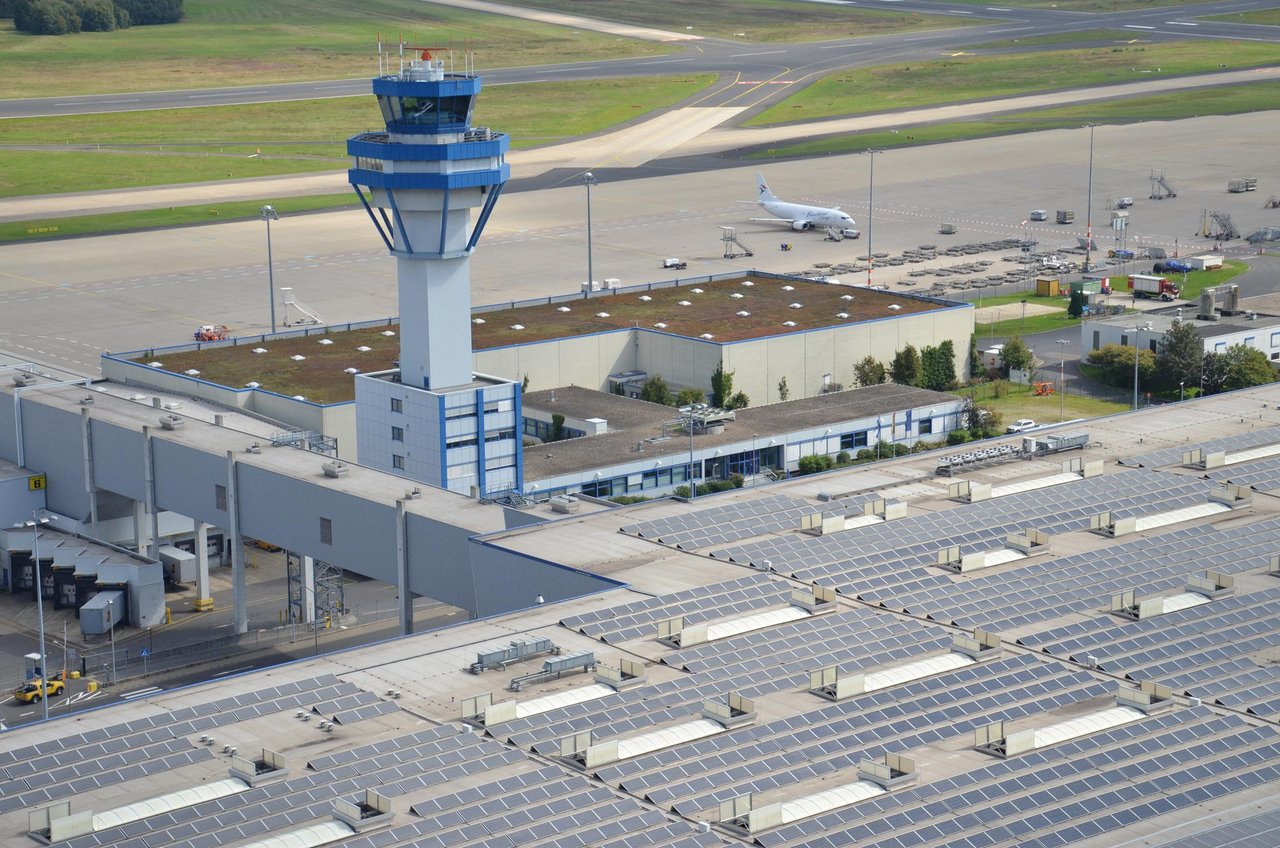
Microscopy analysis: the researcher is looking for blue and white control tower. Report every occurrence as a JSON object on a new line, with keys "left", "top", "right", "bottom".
{"left": 348, "top": 47, "right": 520, "bottom": 497}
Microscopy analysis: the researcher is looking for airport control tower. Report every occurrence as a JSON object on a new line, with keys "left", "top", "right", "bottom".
{"left": 348, "top": 46, "right": 520, "bottom": 497}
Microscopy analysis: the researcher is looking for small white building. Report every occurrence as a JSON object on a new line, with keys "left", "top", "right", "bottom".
{"left": 1082, "top": 310, "right": 1280, "bottom": 362}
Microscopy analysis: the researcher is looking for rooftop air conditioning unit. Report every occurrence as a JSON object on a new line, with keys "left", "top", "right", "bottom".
{"left": 12, "top": 373, "right": 35, "bottom": 387}
{"left": 322, "top": 461, "right": 350, "bottom": 478}
{"left": 159, "top": 414, "right": 184, "bottom": 430}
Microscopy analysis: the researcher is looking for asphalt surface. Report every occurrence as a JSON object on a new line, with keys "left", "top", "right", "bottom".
{"left": 1, "top": 0, "right": 1278, "bottom": 120}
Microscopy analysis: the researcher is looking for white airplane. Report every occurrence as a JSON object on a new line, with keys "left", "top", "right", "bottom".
{"left": 748, "top": 172, "right": 859, "bottom": 236}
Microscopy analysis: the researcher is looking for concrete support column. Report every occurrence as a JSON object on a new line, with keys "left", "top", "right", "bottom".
{"left": 194, "top": 521, "right": 213, "bottom": 611}
{"left": 132, "top": 500, "right": 147, "bottom": 554}
{"left": 142, "top": 425, "right": 160, "bottom": 561}
{"left": 225, "top": 451, "right": 247, "bottom": 634}
{"left": 301, "top": 555, "right": 316, "bottom": 624}
{"left": 395, "top": 498, "right": 413, "bottom": 636}
{"left": 80, "top": 407, "right": 98, "bottom": 534}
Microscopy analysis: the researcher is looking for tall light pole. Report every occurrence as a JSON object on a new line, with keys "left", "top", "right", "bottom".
{"left": 751, "top": 433, "right": 758, "bottom": 487}
{"left": 261, "top": 205, "right": 280, "bottom": 334}
{"left": 1084, "top": 124, "right": 1095, "bottom": 274}
{"left": 1056, "top": 339, "right": 1070, "bottom": 422}
{"left": 583, "top": 172, "right": 598, "bottom": 288}
{"left": 28, "top": 513, "right": 50, "bottom": 722}
{"left": 1180, "top": 380, "right": 1186, "bottom": 402}
{"left": 864, "top": 149, "right": 883, "bottom": 289}
{"left": 1129, "top": 326, "right": 1141, "bottom": 410}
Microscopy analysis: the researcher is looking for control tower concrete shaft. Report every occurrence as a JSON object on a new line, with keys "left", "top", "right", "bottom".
{"left": 347, "top": 49, "right": 521, "bottom": 497}
{"left": 347, "top": 49, "right": 509, "bottom": 390}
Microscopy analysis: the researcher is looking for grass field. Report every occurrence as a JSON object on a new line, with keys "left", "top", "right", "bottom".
{"left": 0, "top": 75, "right": 715, "bottom": 199}
{"left": 0, "top": 193, "right": 368, "bottom": 244}
{"left": 746, "top": 41, "right": 1280, "bottom": 126}
{"left": 0, "top": 0, "right": 676, "bottom": 97}
{"left": 955, "top": 380, "right": 1128, "bottom": 423}
{"left": 969, "top": 29, "right": 1143, "bottom": 48}
{"left": 750, "top": 82, "right": 1280, "bottom": 159}
{"left": 500, "top": 0, "right": 978, "bottom": 42}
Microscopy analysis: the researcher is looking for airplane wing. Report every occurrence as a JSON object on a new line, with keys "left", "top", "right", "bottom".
{"left": 748, "top": 218, "right": 794, "bottom": 226}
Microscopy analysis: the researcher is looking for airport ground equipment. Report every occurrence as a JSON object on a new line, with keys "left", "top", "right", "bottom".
{"left": 720, "top": 226, "right": 754, "bottom": 259}
{"left": 508, "top": 650, "right": 597, "bottom": 692}
{"left": 939, "top": 222, "right": 957, "bottom": 234}
{"left": 1265, "top": 196, "right": 1280, "bottom": 209}
{"left": 470, "top": 636, "right": 560, "bottom": 674}
{"left": 661, "top": 258, "right": 687, "bottom": 270}
{"left": 1055, "top": 210, "right": 1075, "bottom": 225}
{"left": 1247, "top": 226, "right": 1280, "bottom": 244}
{"left": 1200, "top": 211, "right": 1240, "bottom": 241}
{"left": 193, "top": 324, "right": 230, "bottom": 341}
{"left": 1228, "top": 178, "right": 1257, "bottom": 193}
{"left": 1128, "top": 274, "right": 1179, "bottom": 301}
{"left": 1149, "top": 170, "right": 1177, "bottom": 199}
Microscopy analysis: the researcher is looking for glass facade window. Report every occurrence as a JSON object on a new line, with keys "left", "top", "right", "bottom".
{"left": 392, "top": 454, "right": 405, "bottom": 470}
{"left": 840, "top": 431, "right": 869, "bottom": 450}
{"left": 381, "top": 94, "right": 474, "bottom": 130}
{"left": 391, "top": 426, "right": 404, "bottom": 442}
{"left": 919, "top": 418, "right": 934, "bottom": 435}
{"left": 390, "top": 398, "right": 403, "bottom": 413}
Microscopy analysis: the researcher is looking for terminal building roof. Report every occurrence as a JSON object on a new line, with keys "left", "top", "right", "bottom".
{"left": 5, "top": 384, "right": 1280, "bottom": 848}
{"left": 521, "top": 383, "right": 958, "bottom": 480}
{"left": 119, "top": 274, "right": 956, "bottom": 404}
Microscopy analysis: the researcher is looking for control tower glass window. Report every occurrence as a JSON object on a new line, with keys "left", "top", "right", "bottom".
{"left": 380, "top": 94, "right": 475, "bottom": 132}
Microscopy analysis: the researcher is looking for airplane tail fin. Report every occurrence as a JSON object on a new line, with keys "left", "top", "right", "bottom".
{"left": 755, "top": 172, "right": 777, "bottom": 204}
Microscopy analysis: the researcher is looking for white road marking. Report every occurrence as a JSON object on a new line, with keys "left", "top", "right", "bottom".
{"left": 1125, "top": 25, "right": 1156, "bottom": 30}
{"left": 729, "top": 50, "right": 787, "bottom": 57}
{"left": 636, "top": 58, "right": 695, "bottom": 65}
{"left": 121, "top": 686, "right": 163, "bottom": 699}
{"left": 188, "top": 90, "right": 268, "bottom": 99}
{"left": 536, "top": 66, "right": 598, "bottom": 74}
{"left": 213, "top": 666, "right": 254, "bottom": 677}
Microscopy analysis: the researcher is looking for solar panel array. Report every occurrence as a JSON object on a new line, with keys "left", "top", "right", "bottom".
{"left": 0, "top": 675, "right": 372, "bottom": 815}
{"left": 1203, "top": 453, "right": 1280, "bottom": 492}
{"left": 499, "top": 607, "right": 949, "bottom": 753}
{"left": 709, "top": 469, "right": 1210, "bottom": 572}
{"left": 1118, "top": 426, "right": 1280, "bottom": 468}
{"left": 602, "top": 654, "right": 1109, "bottom": 813}
{"left": 619, "top": 493, "right": 883, "bottom": 551}
{"left": 1019, "top": 586, "right": 1280, "bottom": 719}
{"left": 857, "top": 517, "right": 1280, "bottom": 632}
{"left": 756, "top": 707, "right": 1280, "bottom": 848}
{"left": 560, "top": 573, "right": 790, "bottom": 644}
{"left": 1147, "top": 805, "right": 1280, "bottom": 848}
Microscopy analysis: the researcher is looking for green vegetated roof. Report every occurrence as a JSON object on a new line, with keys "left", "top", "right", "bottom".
{"left": 130, "top": 275, "right": 951, "bottom": 403}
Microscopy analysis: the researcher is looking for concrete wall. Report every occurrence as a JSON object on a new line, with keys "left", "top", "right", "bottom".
{"left": 23, "top": 402, "right": 91, "bottom": 520}
{"left": 475, "top": 330, "right": 634, "bottom": 394}
{"left": 0, "top": 474, "right": 47, "bottom": 530}
{"left": 468, "top": 540, "right": 622, "bottom": 619}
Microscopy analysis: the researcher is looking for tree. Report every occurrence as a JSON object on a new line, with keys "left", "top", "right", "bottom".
{"left": 968, "top": 335, "right": 981, "bottom": 381}
{"left": 710, "top": 363, "right": 734, "bottom": 408}
{"left": 639, "top": 375, "right": 673, "bottom": 406}
{"left": 797, "top": 455, "right": 834, "bottom": 475}
{"left": 77, "top": 0, "right": 116, "bottom": 29}
{"left": 522, "top": 374, "right": 530, "bottom": 392}
{"left": 1221, "top": 344, "right": 1277, "bottom": 392}
{"left": 919, "top": 340, "right": 957, "bottom": 391}
{"left": 777, "top": 376, "right": 790, "bottom": 402}
{"left": 853, "top": 356, "right": 886, "bottom": 388}
{"left": 1067, "top": 289, "right": 1085, "bottom": 319}
{"left": 1000, "top": 336, "right": 1034, "bottom": 376}
{"left": 549, "top": 413, "right": 565, "bottom": 442}
{"left": 113, "top": 0, "right": 182, "bottom": 25}
{"left": 889, "top": 345, "right": 921, "bottom": 387}
{"left": 965, "top": 399, "right": 1003, "bottom": 439}
{"left": 1087, "top": 343, "right": 1156, "bottom": 389}
{"left": 14, "top": 0, "right": 82, "bottom": 34}
{"left": 1155, "top": 319, "right": 1202, "bottom": 394}
{"left": 726, "top": 390, "right": 750, "bottom": 410}
{"left": 676, "top": 387, "right": 705, "bottom": 407}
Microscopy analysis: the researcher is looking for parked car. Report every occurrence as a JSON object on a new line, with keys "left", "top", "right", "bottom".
{"left": 15, "top": 678, "right": 64, "bottom": 704}
{"left": 1029, "top": 210, "right": 1049, "bottom": 221}
{"left": 1006, "top": 418, "right": 1038, "bottom": 434}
